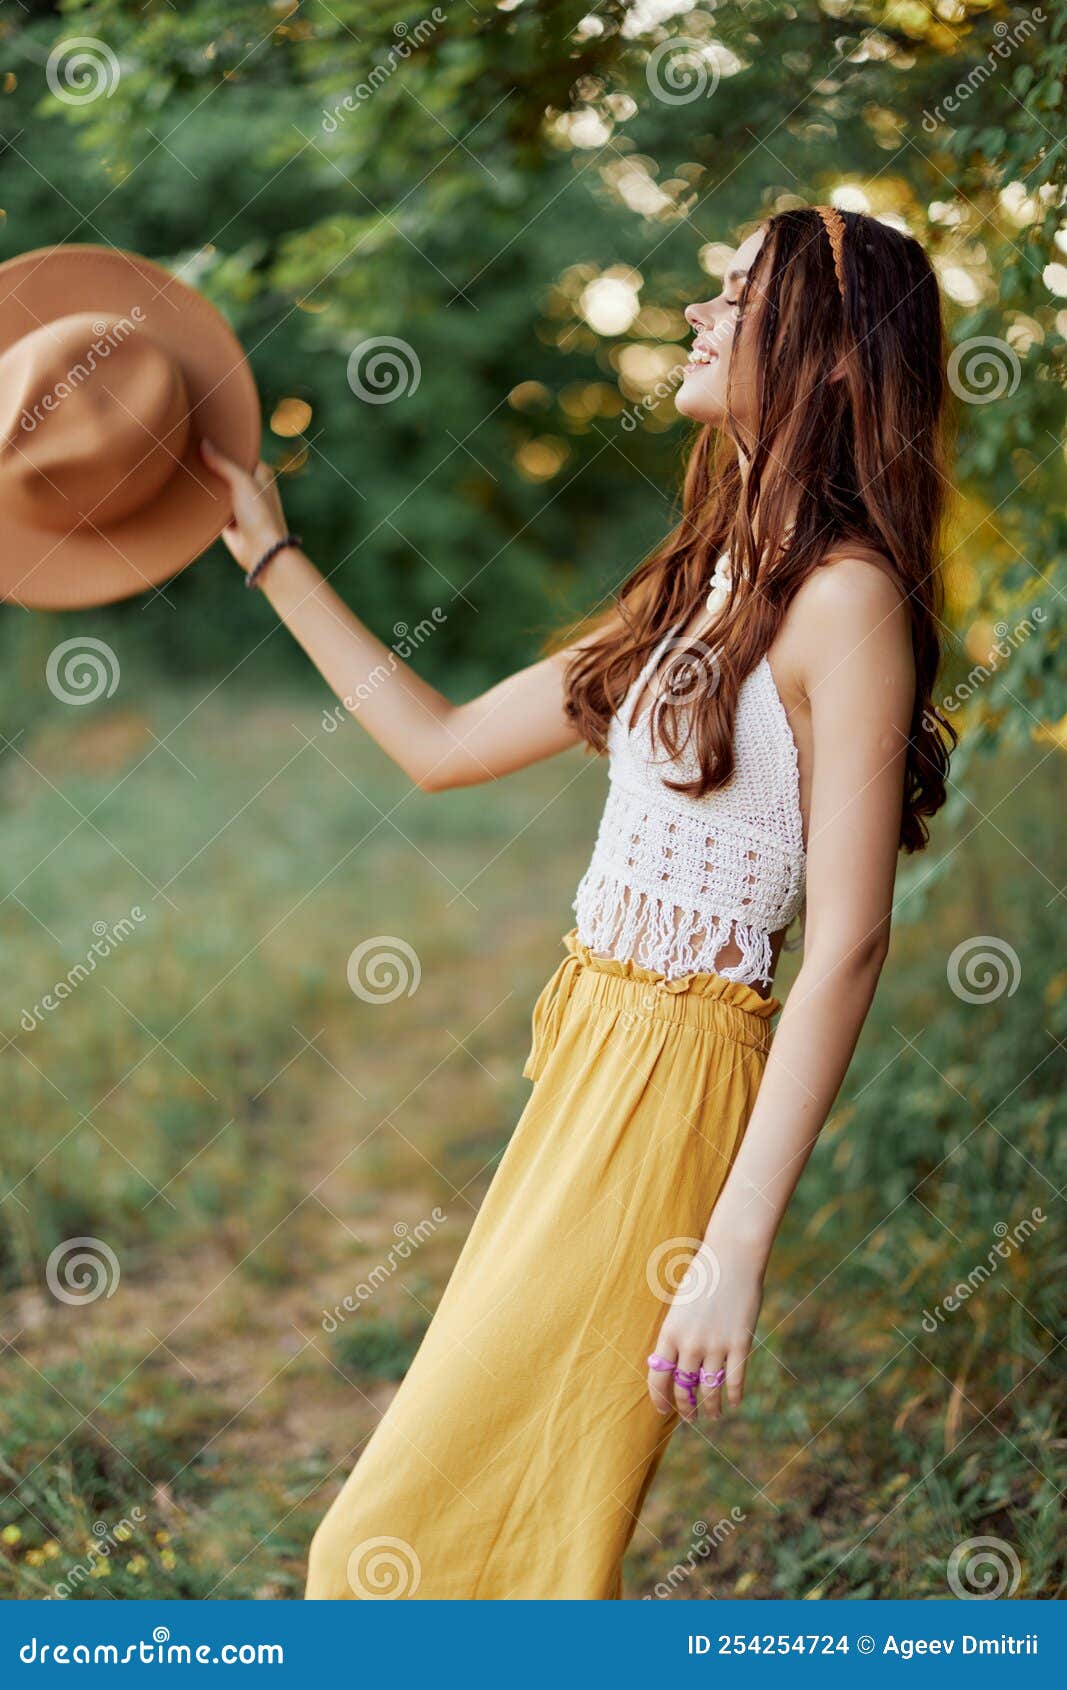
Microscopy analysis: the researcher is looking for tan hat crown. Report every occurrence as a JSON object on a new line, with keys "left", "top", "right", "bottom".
{"left": 0, "top": 243, "right": 260, "bottom": 610}
{"left": 0, "top": 311, "right": 192, "bottom": 533}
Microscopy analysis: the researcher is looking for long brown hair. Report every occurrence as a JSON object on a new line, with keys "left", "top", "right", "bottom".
{"left": 562, "top": 206, "right": 954, "bottom": 853}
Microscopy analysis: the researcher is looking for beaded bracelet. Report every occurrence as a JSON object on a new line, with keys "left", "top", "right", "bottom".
{"left": 245, "top": 533, "right": 303, "bottom": 590}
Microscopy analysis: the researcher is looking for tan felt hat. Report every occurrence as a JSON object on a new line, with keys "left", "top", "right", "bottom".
{"left": 0, "top": 244, "right": 261, "bottom": 610}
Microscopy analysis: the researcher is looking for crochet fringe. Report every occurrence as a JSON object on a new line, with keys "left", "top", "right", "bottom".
{"left": 573, "top": 873, "right": 775, "bottom": 989}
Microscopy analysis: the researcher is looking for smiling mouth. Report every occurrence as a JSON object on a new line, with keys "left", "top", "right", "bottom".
{"left": 683, "top": 338, "right": 719, "bottom": 372}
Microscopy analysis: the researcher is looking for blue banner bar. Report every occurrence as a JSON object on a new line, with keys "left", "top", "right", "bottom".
{"left": 1, "top": 1599, "right": 1058, "bottom": 1684}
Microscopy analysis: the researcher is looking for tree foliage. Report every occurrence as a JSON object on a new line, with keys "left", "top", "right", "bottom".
{"left": 0, "top": 4, "right": 1063, "bottom": 1598}
{"left": 0, "top": 0, "right": 1063, "bottom": 738}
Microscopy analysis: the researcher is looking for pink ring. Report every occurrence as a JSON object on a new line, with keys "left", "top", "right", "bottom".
{"left": 699, "top": 1365, "right": 726, "bottom": 1388}
{"left": 647, "top": 1353, "right": 676, "bottom": 1373}
{"left": 674, "top": 1368, "right": 701, "bottom": 1387}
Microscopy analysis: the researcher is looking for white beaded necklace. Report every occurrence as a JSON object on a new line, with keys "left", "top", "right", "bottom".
{"left": 704, "top": 550, "right": 733, "bottom": 619}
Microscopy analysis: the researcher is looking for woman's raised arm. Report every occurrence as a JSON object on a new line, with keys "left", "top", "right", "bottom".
{"left": 202, "top": 443, "right": 587, "bottom": 791}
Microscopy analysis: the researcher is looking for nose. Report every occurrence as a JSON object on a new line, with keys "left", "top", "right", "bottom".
{"left": 684, "top": 300, "right": 714, "bottom": 331}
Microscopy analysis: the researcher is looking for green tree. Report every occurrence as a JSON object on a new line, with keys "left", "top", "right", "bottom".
{"left": 1, "top": 1, "right": 1061, "bottom": 730}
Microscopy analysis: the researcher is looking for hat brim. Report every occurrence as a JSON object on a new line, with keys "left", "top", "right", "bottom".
{"left": 0, "top": 245, "right": 261, "bottom": 611}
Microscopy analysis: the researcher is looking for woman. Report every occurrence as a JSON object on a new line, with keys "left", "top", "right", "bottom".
{"left": 203, "top": 205, "right": 952, "bottom": 1600}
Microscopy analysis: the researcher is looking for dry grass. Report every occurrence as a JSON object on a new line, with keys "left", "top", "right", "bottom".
{"left": 1, "top": 687, "right": 1062, "bottom": 1599}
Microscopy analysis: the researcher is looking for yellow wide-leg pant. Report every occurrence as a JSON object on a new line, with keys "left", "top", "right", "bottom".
{"left": 306, "top": 930, "right": 779, "bottom": 1600}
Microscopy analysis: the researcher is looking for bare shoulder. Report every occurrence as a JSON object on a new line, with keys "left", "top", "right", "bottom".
{"left": 794, "top": 550, "right": 908, "bottom": 623}
{"left": 775, "top": 551, "right": 913, "bottom": 700}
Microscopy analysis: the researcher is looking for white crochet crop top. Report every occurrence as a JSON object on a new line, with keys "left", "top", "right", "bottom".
{"left": 573, "top": 631, "right": 806, "bottom": 987}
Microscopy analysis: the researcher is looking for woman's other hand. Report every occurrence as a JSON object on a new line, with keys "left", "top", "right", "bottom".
{"left": 646, "top": 1238, "right": 765, "bottom": 1423}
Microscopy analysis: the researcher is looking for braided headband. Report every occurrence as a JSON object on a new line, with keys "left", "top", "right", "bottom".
{"left": 814, "top": 204, "right": 846, "bottom": 300}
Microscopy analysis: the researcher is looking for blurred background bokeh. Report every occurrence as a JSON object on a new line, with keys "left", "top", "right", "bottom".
{"left": 1, "top": 0, "right": 1064, "bottom": 1600}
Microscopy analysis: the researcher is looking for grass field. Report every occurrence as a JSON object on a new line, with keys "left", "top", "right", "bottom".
{"left": 1, "top": 683, "right": 1063, "bottom": 1600}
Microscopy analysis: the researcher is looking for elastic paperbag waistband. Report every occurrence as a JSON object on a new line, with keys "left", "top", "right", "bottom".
{"left": 523, "top": 930, "right": 780, "bottom": 1082}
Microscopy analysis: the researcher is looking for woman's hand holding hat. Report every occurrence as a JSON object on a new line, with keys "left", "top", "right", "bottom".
{"left": 200, "top": 441, "right": 289, "bottom": 575}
